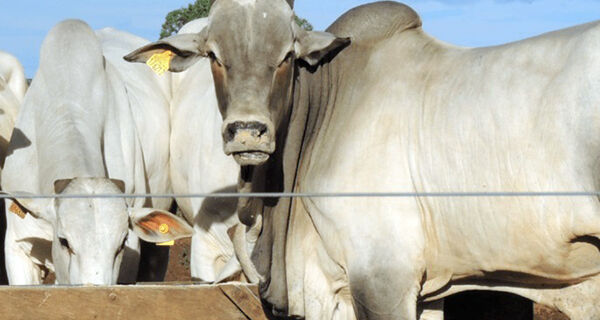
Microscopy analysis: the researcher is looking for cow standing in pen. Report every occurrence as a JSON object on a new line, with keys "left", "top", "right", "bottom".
{"left": 127, "top": 0, "right": 600, "bottom": 319}
{"left": 169, "top": 18, "right": 247, "bottom": 283}
{"left": 2, "top": 20, "right": 192, "bottom": 285}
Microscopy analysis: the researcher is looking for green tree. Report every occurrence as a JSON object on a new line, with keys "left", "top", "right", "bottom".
{"left": 294, "top": 15, "right": 313, "bottom": 31}
{"left": 160, "top": 0, "right": 313, "bottom": 39}
{"left": 160, "top": 0, "right": 211, "bottom": 39}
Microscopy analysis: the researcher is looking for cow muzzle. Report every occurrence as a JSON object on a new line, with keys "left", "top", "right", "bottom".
{"left": 223, "top": 120, "right": 275, "bottom": 166}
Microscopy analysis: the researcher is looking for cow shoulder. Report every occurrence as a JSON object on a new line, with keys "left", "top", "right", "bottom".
{"left": 326, "top": 1, "right": 422, "bottom": 45}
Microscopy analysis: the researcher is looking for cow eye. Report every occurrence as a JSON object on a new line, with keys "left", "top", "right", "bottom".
{"left": 207, "top": 51, "right": 222, "bottom": 67}
{"left": 59, "top": 237, "right": 74, "bottom": 255}
{"left": 278, "top": 52, "right": 293, "bottom": 68}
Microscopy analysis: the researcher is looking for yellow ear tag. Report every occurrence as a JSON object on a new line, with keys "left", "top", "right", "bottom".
{"left": 9, "top": 202, "right": 26, "bottom": 219}
{"left": 146, "top": 50, "right": 174, "bottom": 76}
{"left": 156, "top": 223, "right": 174, "bottom": 246}
{"left": 158, "top": 223, "right": 169, "bottom": 234}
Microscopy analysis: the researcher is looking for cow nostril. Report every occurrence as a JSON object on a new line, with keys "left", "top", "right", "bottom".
{"left": 224, "top": 122, "right": 240, "bottom": 142}
{"left": 245, "top": 122, "right": 268, "bottom": 137}
{"left": 224, "top": 121, "right": 269, "bottom": 142}
{"left": 256, "top": 123, "right": 267, "bottom": 137}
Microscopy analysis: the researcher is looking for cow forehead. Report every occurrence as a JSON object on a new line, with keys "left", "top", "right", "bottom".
{"left": 57, "top": 198, "right": 128, "bottom": 237}
{"left": 55, "top": 179, "right": 128, "bottom": 241}
{"left": 209, "top": 0, "right": 294, "bottom": 59}
{"left": 212, "top": 0, "right": 292, "bottom": 15}
{"left": 231, "top": 0, "right": 257, "bottom": 6}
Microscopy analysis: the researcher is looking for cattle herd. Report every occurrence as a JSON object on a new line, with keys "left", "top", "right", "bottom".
{"left": 0, "top": 0, "right": 599, "bottom": 319}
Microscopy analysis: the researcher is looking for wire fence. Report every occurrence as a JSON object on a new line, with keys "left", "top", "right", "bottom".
{"left": 3, "top": 191, "right": 600, "bottom": 199}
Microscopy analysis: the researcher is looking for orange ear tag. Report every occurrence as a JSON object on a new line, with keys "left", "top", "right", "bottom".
{"left": 9, "top": 202, "right": 26, "bottom": 219}
{"left": 146, "top": 50, "right": 174, "bottom": 76}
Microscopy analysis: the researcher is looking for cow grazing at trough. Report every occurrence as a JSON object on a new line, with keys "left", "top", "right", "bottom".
{"left": 169, "top": 18, "right": 246, "bottom": 282}
{"left": 126, "top": 0, "right": 600, "bottom": 319}
{"left": 2, "top": 20, "right": 192, "bottom": 285}
{"left": 0, "top": 51, "right": 27, "bottom": 177}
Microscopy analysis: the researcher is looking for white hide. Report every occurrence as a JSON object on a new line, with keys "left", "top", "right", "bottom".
{"left": 1, "top": 20, "right": 177, "bottom": 285}
{"left": 0, "top": 50, "right": 27, "bottom": 180}
{"left": 289, "top": 17, "right": 600, "bottom": 320}
{"left": 170, "top": 18, "right": 243, "bottom": 282}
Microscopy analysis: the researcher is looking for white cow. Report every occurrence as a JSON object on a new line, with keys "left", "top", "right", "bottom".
{"left": 126, "top": 1, "right": 600, "bottom": 319}
{"left": 0, "top": 50, "right": 27, "bottom": 178}
{"left": 2, "top": 19, "right": 191, "bottom": 285}
{"left": 170, "top": 18, "right": 245, "bottom": 282}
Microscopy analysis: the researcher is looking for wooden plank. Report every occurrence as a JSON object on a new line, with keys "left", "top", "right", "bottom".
{"left": 219, "top": 284, "right": 266, "bottom": 320}
{"left": 0, "top": 283, "right": 267, "bottom": 320}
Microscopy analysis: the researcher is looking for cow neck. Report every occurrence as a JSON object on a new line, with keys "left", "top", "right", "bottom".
{"left": 235, "top": 58, "right": 340, "bottom": 312}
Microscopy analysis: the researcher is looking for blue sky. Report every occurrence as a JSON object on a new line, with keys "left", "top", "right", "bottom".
{"left": 1, "top": 0, "right": 599, "bottom": 78}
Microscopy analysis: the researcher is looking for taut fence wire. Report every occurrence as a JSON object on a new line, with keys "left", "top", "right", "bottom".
{"left": 2, "top": 191, "right": 600, "bottom": 199}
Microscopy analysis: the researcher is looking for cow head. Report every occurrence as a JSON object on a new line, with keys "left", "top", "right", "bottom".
{"left": 6, "top": 177, "right": 193, "bottom": 285}
{"left": 125, "top": 0, "right": 350, "bottom": 166}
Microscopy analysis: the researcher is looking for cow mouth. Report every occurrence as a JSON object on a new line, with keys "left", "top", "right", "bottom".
{"left": 232, "top": 151, "right": 270, "bottom": 166}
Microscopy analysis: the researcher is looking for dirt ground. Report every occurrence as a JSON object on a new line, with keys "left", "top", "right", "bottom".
{"left": 164, "top": 237, "right": 192, "bottom": 282}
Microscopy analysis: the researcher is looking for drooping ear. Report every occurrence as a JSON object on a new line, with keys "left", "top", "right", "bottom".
{"left": 2, "top": 192, "right": 53, "bottom": 221}
{"left": 123, "top": 31, "right": 208, "bottom": 73}
{"left": 54, "top": 179, "right": 73, "bottom": 194}
{"left": 286, "top": 0, "right": 294, "bottom": 8}
{"left": 294, "top": 25, "right": 351, "bottom": 67}
{"left": 129, "top": 208, "right": 194, "bottom": 243}
{"left": 109, "top": 179, "right": 126, "bottom": 193}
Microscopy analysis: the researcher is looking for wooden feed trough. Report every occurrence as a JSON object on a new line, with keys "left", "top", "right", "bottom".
{"left": 0, "top": 282, "right": 267, "bottom": 320}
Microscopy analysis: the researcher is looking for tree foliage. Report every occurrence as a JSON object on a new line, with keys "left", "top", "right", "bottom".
{"left": 160, "top": 0, "right": 211, "bottom": 39}
{"left": 160, "top": 0, "right": 313, "bottom": 39}
{"left": 294, "top": 15, "right": 313, "bottom": 31}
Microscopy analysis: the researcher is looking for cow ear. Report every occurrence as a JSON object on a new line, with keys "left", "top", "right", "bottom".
{"left": 294, "top": 26, "right": 350, "bottom": 67}
{"left": 129, "top": 208, "right": 193, "bottom": 243}
{"left": 124, "top": 30, "right": 208, "bottom": 73}
{"left": 3, "top": 192, "right": 54, "bottom": 221}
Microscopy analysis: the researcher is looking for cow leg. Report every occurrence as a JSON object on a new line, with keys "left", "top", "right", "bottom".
{"left": 303, "top": 252, "right": 356, "bottom": 320}
{"left": 347, "top": 262, "right": 422, "bottom": 320}
{"left": 298, "top": 196, "right": 426, "bottom": 319}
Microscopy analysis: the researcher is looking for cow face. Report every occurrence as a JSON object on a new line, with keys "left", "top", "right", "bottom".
{"left": 6, "top": 177, "right": 193, "bottom": 285}
{"left": 125, "top": 0, "right": 349, "bottom": 166}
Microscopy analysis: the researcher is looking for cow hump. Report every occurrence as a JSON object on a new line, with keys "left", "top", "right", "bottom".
{"left": 326, "top": 1, "right": 421, "bottom": 44}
